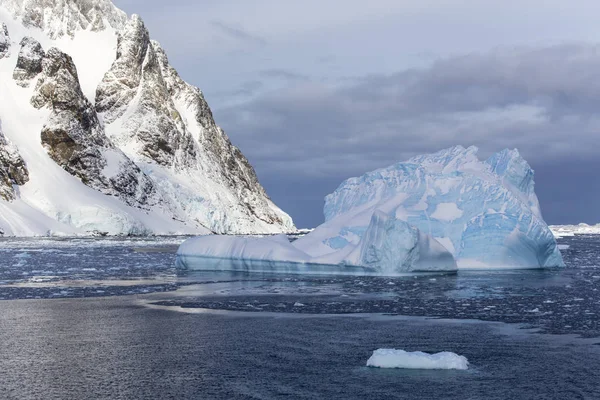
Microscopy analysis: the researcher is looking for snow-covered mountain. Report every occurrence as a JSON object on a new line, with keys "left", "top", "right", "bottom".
{"left": 0, "top": 0, "right": 295, "bottom": 236}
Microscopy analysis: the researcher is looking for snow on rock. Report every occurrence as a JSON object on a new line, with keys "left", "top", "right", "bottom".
{"left": 29, "top": 43, "right": 157, "bottom": 209}
{"left": 0, "top": 118, "right": 29, "bottom": 200}
{"left": 96, "top": 15, "right": 294, "bottom": 234}
{"left": 366, "top": 349, "right": 469, "bottom": 370}
{"left": 12, "top": 36, "right": 43, "bottom": 86}
{"left": 0, "top": 0, "right": 294, "bottom": 236}
{"left": 313, "top": 146, "right": 563, "bottom": 269}
{"left": 0, "top": 0, "right": 127, "bottom": 39}
{"left": 0, "top": 22, "right": 9, "bottom": 58}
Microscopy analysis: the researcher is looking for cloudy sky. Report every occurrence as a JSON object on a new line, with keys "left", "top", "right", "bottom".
{"left": 114, "top": 0, "right": 600, "bottom": 228}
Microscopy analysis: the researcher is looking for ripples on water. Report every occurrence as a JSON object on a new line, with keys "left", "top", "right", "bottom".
{"left": 0, "top": 235, "right": 599, "bottom": 399}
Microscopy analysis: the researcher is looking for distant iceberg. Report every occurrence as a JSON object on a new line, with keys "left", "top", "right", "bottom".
{"left": 177, "top": 146, "right": 564, "bottom": 275}
{"left": 366, "top": 349, "right": 469, "bottom": 370}
{"left": 550, "top": 223, "right": 600, "bottom": 238}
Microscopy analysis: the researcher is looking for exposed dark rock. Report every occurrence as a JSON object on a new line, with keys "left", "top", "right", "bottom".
{"left": 95, "top": 16, "right": 292, "bottom": 231}
{"left": 0, "top": 121, "right": 29, "bottom": 201}
{"left": 13, "top": 36, "right": 44, "bottom": 87}
{"left": 96, "top": 15, "right": 196, "bottom": 168}
{"left": 153, "top": 41, "right": 287, "bottom": 226}
{"left": 30, "top": 45, "right": 156, "bottom": 208}
{"left": 0, "top": 23, "right": 10, "bottom": 59}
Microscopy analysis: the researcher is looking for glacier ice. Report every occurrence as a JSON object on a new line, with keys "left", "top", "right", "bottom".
{"left": 366, "top": 349, "right": 469, "bottom": 370}
{"left": 177, "top": 211, "right": 456, "bottom": 275}
{"left": 306, "top": 145, "right": 564, "bottom": 269}
{"left": 177, "top": 146, "right": 564, "bottom": 275}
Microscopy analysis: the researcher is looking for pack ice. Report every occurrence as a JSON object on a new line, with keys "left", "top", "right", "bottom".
{"left": 177, "top": 146, "right": 564, "bottom": 275}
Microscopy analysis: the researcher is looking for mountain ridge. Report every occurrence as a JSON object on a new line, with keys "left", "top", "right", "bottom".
{"left": 0, "top": 0, "right": 295, "bottom": 236}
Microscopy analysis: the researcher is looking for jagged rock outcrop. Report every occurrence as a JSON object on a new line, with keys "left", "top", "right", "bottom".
{"left": 95, "top": 16, "right": 293, "bottom": 231}
{"left": 152, "top": 41, "right": 291, "bottom": 226}
{"left": 0, "top": 120, "right": 29, "bottom": 201}
{"left": 1, "top": 0, "right": 127, "bottom": 38}
{"left": 0, "top": 0, "right": 295, "bottom": 235}
{"left": 23, "top": 41, "right": 156, "bottom": 208}
{"left": 96, "top": 15, "right": 196, "bottom": 168}
{"left": 0, "top": 23, "right": 9, "bottom": 59}
{"left": 12, "top": 36, "right": 44, "bottom": 86}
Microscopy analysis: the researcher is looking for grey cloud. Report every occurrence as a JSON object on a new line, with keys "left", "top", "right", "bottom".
{"left": 259, "top": 69, "right": 309, "bottom": 81}
{"left": 214, "top": 44, "right": 600, "bottom": 226}
{"left": 210, "top": 21, "right": 267, "bottom": 47}
{"left": 219, "top": 44, "right": 600, "bottom": 179}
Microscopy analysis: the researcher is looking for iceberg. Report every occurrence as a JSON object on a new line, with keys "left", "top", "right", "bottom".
{"left": 550, "top": 223, "right": 600, "bottom": 238}
{"left": 366, "top": 349, "right": 469, "bottom": 370}
{"left": 176, "top": 212, "right": 456, "bottom": 275}
{"left": 176, "top": 146, "right": 564, "bottom": 275}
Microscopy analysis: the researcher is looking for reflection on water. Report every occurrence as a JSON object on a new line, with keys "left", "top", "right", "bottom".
{"left": 0, "top": 235, "right": 598, "bottom": 337}
{"left": 0, "top": 235, "right": 598, "bottom": 398}
{"left": 0, "top": 297, "right": 599, "bottom": 399}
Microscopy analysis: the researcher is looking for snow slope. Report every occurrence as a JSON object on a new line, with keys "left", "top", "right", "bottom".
{"left": 0, "top": 0, "right": 294, "bottom": 236}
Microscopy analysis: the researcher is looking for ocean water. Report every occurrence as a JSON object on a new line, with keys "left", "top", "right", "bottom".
{"left": 0, "top": 235, "right": 599, "bottom": 399}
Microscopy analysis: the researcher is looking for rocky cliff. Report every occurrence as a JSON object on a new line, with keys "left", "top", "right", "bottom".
{"left": 0, "top": 0, "right": 294, "bottom": 235}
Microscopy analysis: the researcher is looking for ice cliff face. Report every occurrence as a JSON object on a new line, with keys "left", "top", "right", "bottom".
{"left": 318, "top": 146, "right": 563, "bottom": 268}
{"left": 0, "top": 0, "right": 294, "bottom": 236}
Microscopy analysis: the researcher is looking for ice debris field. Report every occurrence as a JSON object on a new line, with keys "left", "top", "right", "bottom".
{"left": 177, "top": 146, "right": 564, "bottom": 275}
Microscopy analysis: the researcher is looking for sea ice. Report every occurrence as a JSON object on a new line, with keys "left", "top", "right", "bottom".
{"left": 366, "top": 349, "right": 469, "bottom": 370}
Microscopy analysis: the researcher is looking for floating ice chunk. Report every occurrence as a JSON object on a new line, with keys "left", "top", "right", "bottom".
{"left": 176, "top": 235, "right": 374, "bottom": 275}
{"left": 176, "top": 211, "right": 456, "bottom": 275}
{"left": 366, "top": 349, "right": 469, "bottom": 370}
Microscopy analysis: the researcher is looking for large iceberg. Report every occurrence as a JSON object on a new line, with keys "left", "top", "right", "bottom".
{"left": 177, "top": 146, "right": 564, "bottom": 275}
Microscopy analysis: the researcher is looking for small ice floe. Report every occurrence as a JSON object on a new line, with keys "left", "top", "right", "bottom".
{"left": 557, "top": 244, "right": 570, "bottom": 251}
{"left": 366, "top": 349, "right": 469, "bottom": 370}
{"left": 293, "top": 302, "right": 305, "bottom": 307}
{"left": 527, "top": 308, "right": 540, "bottom": 313}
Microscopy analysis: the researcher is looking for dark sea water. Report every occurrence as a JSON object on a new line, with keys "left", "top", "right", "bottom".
{"left": 0, "top": 235, "right": 599, "bottom": 399}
